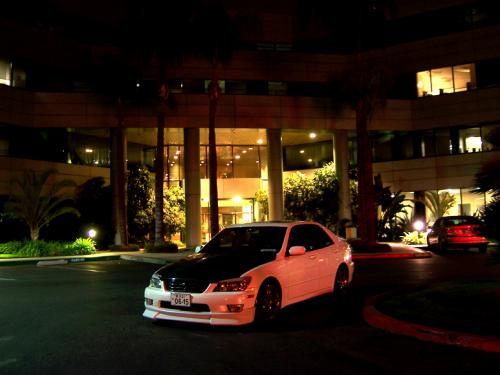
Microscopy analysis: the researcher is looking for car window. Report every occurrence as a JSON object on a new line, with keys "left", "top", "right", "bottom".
{"left": 443, "top": 216, "right": 481, "bottom": 226}
{"left": 201, "top": 226, "right": 287, "bottom": 256}
{"left": 287, "top": 224, "right": 334, "bottom": 253}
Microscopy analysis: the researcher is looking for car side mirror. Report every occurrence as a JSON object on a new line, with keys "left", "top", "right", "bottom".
{"left": 289, "top": 246, "right": 306, "bottom": 256}
{"left": 194, "top": 245, "right": 203, "bottom": 253}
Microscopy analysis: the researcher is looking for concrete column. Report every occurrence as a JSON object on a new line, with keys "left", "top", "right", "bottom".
{"left": 266, "top": 128, "right": 284, "bottom": 221}
{"left": 110, "top": 127, "right": 128, "bottom": 246}
{"left": 184, "top": 128, "right": 202, "bottom": 247}
{"left": 334, "top": 130, "right": 352, "bottom": 224}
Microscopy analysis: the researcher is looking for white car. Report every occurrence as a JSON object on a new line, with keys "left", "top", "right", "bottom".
{"left": 143, "top": 221, "right": 354, "bottom": 326}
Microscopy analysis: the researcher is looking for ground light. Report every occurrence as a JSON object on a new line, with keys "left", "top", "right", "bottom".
{"left": 87, "top": 229, "right": 97, "bottom": 239}
{"left": 413, "top": 220, "right": 425, "bottom": 232}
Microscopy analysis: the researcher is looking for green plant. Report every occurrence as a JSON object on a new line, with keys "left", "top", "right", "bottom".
{"left": 424, "top": 191, "right": 456, "bottom": 222}
{"left": 127, "top": 164, "right": 154, "bottom": 244}
{"left": 255, "top": 189, "right": 269, "bottom": 221}
{"left": 0, "top": 241, "right": 23, "bottom": 254}
{"left": 5, "top": 169, "right": 80, "bottom": 240}
{"left": 67, "top": 238, "right": 96, "bottom": 255}
{"left": 163, "top": 185, "right": 185, "bottom": 241}
{"left": 401, "top": 231, "right": 427, "bottom": 245}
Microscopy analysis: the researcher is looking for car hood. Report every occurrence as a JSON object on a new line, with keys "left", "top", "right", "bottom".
{"left": 155, "top": 252, "right": 275, "bottom": 282}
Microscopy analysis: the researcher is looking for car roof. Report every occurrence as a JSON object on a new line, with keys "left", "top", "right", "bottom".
{"left": 224, "top": 221, "right": 318, "bottom": 229}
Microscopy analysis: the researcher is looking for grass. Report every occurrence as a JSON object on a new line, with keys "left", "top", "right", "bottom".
{"left": 0, "top": 254, "right": 18, "bottom": 259}
{"left": 376, "top": 280, "right": 500, "bottom": 337}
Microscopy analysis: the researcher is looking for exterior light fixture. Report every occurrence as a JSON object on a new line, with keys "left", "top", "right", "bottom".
{"left": 308, "top": 158, "right": 313, "bottom": 163}
{"left": 85, "top": 148, "right": 93, "bottom": 153}
{"left": 87, "top": 229, "right": 97, "bottom": 239}
{"left": 309, "top": 132, "right": 317, "bottom": 139}
{"left": 413, "top": 220, "right": 425, "bottom": 232}
{"left": 233, "top": 196, "right": 242, "bottom": 204}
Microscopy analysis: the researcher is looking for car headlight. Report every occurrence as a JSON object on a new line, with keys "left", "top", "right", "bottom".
{"left": 149, "top": 274, "right": 162, "bottom": 289}
{"left": 214, "top": 276, "right": 251, "bottom": 292}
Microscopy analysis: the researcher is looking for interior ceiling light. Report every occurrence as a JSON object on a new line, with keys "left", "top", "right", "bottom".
{"left": 257, "top": 139, "right": 263, "bottom": 144}
{"left": 300, "top": 150, "right": 305, "bottom": 154}
{"left": 309, "top": 133, "right": 317, "bottom": 139}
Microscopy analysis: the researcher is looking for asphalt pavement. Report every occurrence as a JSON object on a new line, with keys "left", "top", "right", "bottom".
{"left": 2, "top": 242, "right": 499, "bottom": 353}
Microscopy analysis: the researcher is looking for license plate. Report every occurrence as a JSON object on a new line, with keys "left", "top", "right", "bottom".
{"left": 170, "top": 292, "right": 191, "bottom": 307}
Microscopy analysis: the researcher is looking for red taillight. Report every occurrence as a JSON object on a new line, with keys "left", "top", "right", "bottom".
{"left": 447, "top": 225, "right": 479, "bottom": 237}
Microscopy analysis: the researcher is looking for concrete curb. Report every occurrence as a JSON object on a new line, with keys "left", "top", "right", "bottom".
{"left": 0, "top": 254, "right": 121, "bottom": 267}
{"left": 363, "top": 294, "right": 500, "bottom": 353}
{"left": 353, "top": 250, "right": 432, "bottom": 260}
{"left": 119, "top": 254, "right": 170, "bottom": 265}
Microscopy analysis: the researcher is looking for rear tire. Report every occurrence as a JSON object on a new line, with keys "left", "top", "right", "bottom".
{"left": 333, "top": 265, "right": 349, "bottom": 299}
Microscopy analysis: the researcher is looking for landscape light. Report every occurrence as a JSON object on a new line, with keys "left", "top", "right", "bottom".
{"left": 413, "top": 220, "right": 425, "bottom": 232}
{"left": 87, "top": 229, "right": 97, "bottom": 239}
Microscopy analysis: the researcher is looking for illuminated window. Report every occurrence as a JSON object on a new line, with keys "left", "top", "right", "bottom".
{"left": 0, "top": 58, "right": 11, "bottom": 86}
{"left": 417, "top": 63, "right": 476, "bottom": 97}
{"left": 459, "top": 127, "right": 482, "bottom": 153}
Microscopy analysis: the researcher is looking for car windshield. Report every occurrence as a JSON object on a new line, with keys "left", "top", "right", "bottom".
{"left": 443, "top": 217, "right": 481, "bottom": 226}
{"left": 200, "top": 226, "right": 287, "bottom": 256}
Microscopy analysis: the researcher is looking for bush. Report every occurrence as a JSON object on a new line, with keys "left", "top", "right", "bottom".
{"left": 401, "top": 231, "right": 427, "bottom": 245}
{"left": 0, "top": 238, "right": 96, "bottom": 257}
{"left": 65, "top": 238, "right": 96, "bottom": 255}
{"left": 108, "top": 244, "right": 140, "bottom": 252}
{"left": 144, "top": 241, "right": 179, "bottom": 253}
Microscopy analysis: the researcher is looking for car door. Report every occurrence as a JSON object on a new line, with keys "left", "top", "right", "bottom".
{"left": 284, "top": 224, "right": 327, "bottom": 301}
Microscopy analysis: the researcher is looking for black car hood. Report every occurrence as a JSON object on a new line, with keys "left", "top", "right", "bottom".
{"left": 155, "top": 252, "right": 274, "bottom": 282}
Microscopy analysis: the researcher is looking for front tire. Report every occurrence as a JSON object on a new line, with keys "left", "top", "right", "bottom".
{"left": 255, "top": 280, "right": 281, "bottom": 323}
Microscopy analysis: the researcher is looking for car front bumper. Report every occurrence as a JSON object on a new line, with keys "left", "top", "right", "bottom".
{"left": 143, "top": 286, "right": 256, "bottom": 326}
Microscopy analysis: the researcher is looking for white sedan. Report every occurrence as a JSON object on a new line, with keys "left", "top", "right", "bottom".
{"left": 143, "top": 221, "right": 354, "bottom": 326}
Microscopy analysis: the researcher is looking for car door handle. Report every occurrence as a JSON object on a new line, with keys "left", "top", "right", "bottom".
{"left": 309, "top": 255, "right": 316, "bottom": 260}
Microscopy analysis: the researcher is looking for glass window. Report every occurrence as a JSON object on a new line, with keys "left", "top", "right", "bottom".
{"left": 233, "top": 146, "right": 261, "bottom": 178}
{"left": 0, "top": 58, "right": 11, "bottom": 86}
{"left": 431, "top": 67, "right": 454, "bottom": 95}
{"left": 216, "top": 146, "right": 233, "bottom": 178}
{"left": 482, "top": 124, "right": 500, "bottom": 151}
{"left": 421, "top": 130, "right": 436, "bottom": 157}
{"left": 166, "top": 146, "right": 183, "bottom": 184}
{"left": 453, "top": 64, "right": 475, "bottom": 92}
{"left": 435, "top": 129, "right": 452, "bottom": 155}
{"left": 283, "top": 141, "right": 333, "bottom": 171}
{"left": 417, "top": 64, "right": 475, "bottom": 97}
{"left": 287, "top": 224, "right": 334, "bottom": 252}
{"left": 460, "top": 188, "right": 485, "bottom": 216}
{"left": 459, "top": 127, "right": 482, "bottom": 153}
{"left": 416, "top": 70, "right": 431, "bottom": 97}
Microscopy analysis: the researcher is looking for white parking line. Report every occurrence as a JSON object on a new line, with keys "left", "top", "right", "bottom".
{"left": 0, "top": 277, "right": 16, "bottom": 281}
{"left": 0, "top": 336, "right": 14, "bottom": 343}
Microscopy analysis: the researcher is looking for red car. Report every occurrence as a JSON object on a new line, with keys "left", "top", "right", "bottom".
{"left": 427, "top": 216, "right": 489, "bottom": 253}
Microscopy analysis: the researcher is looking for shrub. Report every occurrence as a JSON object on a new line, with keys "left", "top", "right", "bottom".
{"left": 0, "top": 241, "right": 24, "bottom": 254}
{"left": 144, "top": 241, "right": 179, "bottom": 253}
{"left": 401, "top": 231, "right": 427, "bottom": 245}
{"left": 66, "top": 238, "right": 96, "bottom": 255}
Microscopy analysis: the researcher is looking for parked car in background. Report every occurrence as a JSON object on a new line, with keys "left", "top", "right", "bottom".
{"left": 427, "top": 216, "right": 489, "bottom": 253}
{"left": 143, "top": 221, "right": 354, "bottom": 326}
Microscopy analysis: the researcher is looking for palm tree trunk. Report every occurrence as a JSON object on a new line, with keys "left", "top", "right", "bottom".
{"left": 356, "top": 99, "right": 377, "bottom": 242}
{"left": 208, "top": 80, "right": 220, "bottom": 237}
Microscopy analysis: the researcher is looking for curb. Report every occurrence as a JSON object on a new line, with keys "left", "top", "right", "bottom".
{"left": 353, "top": 251, "right": 432, "bottom": 260}
{"left": 0, "top": 254, "right": 121, "bottom": 267}
{"left": 363, "top": 294, "right": 500, "bottom": 353}
{"left": 119, "top": 255, "right": 170, "bottom": 265}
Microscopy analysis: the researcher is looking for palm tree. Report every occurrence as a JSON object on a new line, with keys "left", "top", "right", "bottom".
{"left": 126, "top": 1, "right": 194, "bottom": 245}
{"left": 5, "top": 169, "right": 80, "bottom": 240}
{"left": 424, "top": 191, "right": 456, "bottom": 222}
{"left": 191, "top": 3, "right": 236, "bottom": 237}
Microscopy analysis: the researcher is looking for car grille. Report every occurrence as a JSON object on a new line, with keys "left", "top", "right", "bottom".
{"left": 163, "top": 278, "right": 210, "bottom": 293}
{"left": 160, "top": 300, "right": 210, "bottom": 312}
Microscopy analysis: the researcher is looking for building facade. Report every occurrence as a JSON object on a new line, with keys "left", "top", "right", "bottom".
{"left": 0, "top": 0, "right": 499, "bottom": 245}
